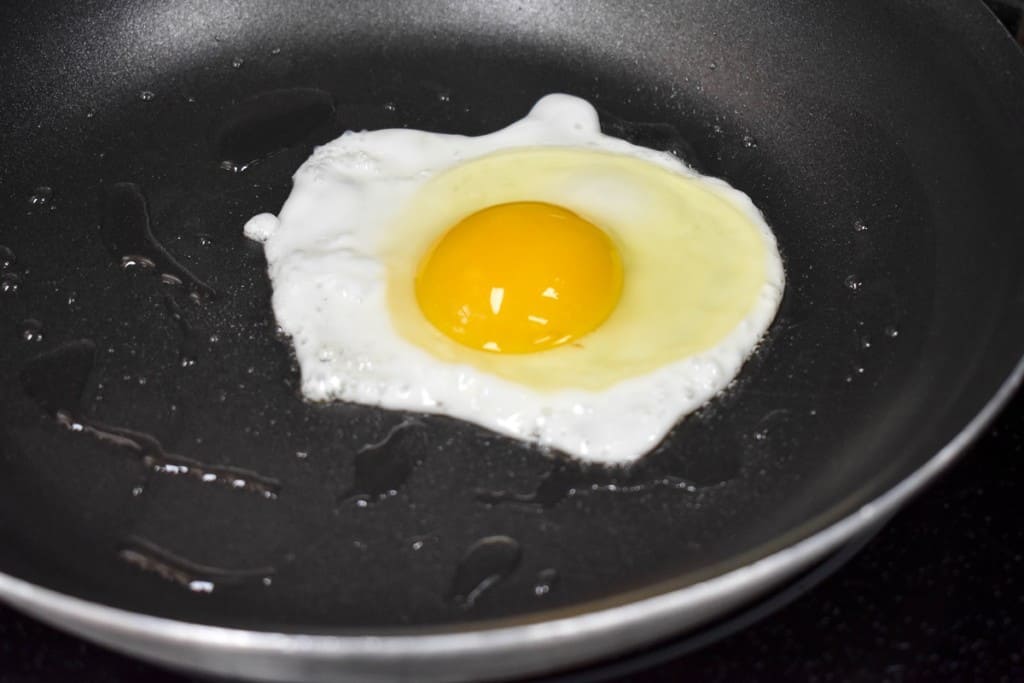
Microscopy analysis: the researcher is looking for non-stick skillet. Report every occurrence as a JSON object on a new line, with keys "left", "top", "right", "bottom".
{"left": 1, "top": 0, "right": 1023, "bottom": 681}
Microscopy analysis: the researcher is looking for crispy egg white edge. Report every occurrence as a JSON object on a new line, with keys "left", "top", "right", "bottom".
{"left": 244, "top": 94, "right": 785, "bottom": 465}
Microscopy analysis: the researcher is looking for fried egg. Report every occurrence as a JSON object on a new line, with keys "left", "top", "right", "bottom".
{"left": 244, "top": 94, "right": 784, "bottom": 464}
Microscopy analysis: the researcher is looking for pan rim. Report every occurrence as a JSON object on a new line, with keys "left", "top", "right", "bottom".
{"left": 0, "top": 350, "right": 1020, "bottom": 680}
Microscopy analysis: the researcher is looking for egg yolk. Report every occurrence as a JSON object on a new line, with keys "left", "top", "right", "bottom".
{"left": 415, "top": 201, "right": 624, "bottom": 354}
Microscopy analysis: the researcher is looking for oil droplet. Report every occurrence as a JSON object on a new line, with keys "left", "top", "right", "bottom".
{"left": 231, "top": 57, "right": 244, "bottom": 69}
{"left": 383, "top": 102, "right": 397, "bottom": 112}
{"left": 0, "top": 245, "right": 15, "bottom": 269}
{"left": 121, "top": 255, "right": 157, "bottom": 270}
{"left": 533, "top": 568, "right": 559, "bottom": 596}
{"left": 197, "top": 234, "right": 213, "bottom": 247}
{"left": 342, "top": 418, "right": 422, "bottom": 502}
{"left": 270, "top": 47, "right": 282, "bottom": 56}
{"left": 449, "top": 536, "right": 522, "bottom": 608}
{"left": 844, "top": 275, "right": 862, "bottom": 292}
{"left": 438, "top": 92, "right": 452, "bottom": 103}
{"left": 742, "top": 134, "right": 758, "bottom": 148}
{"left": 1, "top": 273, "right": 20, "bottom": 293}
{"left": 853, "top": 219, "right": 869, "bottom": 233}
{"left": 884, "top": 325, "right": 900, "bottom": 338}
{"left": 860, "top": 335, "right": 872, "bottom": 349}
{"left": 709, "top": 61, "right": 718, "bottom": 70}
{"left": 139, "top": 90, "right": 155, "bottom": 101}
{"left": 28, "top": 186, "right": 53, "bottom": 206}
{"left": 21, "top": 319, "right": 43, "bottom": 342}
{"left": 22, "top": 339, "right": 90, "bottom": 414}
{"left": 66, "top": 290, "right": 77, "bottom": 305}
{"left": 295, "top": 450, "right": 308, "bottom": 459}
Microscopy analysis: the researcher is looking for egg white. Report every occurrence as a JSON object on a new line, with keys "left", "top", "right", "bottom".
{"left": 245, "top": 94, "right": 784, "bottom": 464}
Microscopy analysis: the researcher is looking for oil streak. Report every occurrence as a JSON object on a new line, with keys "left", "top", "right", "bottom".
{"left": 54, "top": 411, "right": 280, "bottom": 498}
{"left": 449, "top": 535, "right": 522, "bottom": 608}
{"left": 476, "top": 459, "right": 587, "bottom": 508}
{"left": 20, "top": 340, "right": 279, "bottom": 499}
{"left": 101, "top": 183, "right": 216, "bottom": 299}
{"left": 119, "top": 536, "right": 274, "bottom": 593}
{"left": 477, "top": 459, "right": 695, "bottom": 508}
{"left": 164, "top": 296, "right": 206, "bottom": 367}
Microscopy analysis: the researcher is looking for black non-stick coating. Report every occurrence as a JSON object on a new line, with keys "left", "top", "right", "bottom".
{"left": 1, "top": 0, "right": 1022, "bottom": 633}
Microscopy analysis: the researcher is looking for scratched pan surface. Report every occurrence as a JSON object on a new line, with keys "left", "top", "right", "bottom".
{"left": 1, "top": 1, "right": 1024, "bottom": 681}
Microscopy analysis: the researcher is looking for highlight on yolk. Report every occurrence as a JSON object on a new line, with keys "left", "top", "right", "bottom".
{"left": 415, "top": 201, "right": 624, "bottom": 354}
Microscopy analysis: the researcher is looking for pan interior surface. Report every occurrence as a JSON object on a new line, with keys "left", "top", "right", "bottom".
{"left": 0, "top": 0, "right": 1022, "bottom": 639}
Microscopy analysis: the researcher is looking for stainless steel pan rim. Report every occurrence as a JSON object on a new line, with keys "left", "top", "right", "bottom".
{"left": 2, "top": 354, "right": 1021, "bottom": 683}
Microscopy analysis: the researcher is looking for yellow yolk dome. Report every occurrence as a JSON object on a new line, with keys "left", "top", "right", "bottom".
{"left": 414, "top": 202, "right": 624, "bottom": 354}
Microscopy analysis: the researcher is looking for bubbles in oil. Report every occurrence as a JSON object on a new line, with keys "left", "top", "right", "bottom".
{"left": 20, "top": 319, "right": 43, "bottom": 342}
{"left": 139, "top": 90, "right": 155, "bottom": 101}
{"left": 741, "top": 134, "right": 758, "bottom": 149}
{"left": 533, "top": 568, "right": 559, "bottom": 596}
{"left": 231, "top": 57, "right": 245, "bottom": 69}
{"left": 884, "top": 325, "right": 900, "bottom": 338}
{"left": 853, "top": 219, "right": 869, "bottom": 233}
{"left": 0, "top": 245, "right": 15, "bottom": 270}
{"left": 28, "top": 186, "right": 53, "bottom": 207}
{"left": 1, "top": 273, "right": 20, "bottom": 294}
{"left": 844, "top": 275, "right": 863, "bottom": 292}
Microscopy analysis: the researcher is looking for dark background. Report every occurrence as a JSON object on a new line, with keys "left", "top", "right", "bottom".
{"left": 1, "top": 2, "right": 1022, "bottom": 682}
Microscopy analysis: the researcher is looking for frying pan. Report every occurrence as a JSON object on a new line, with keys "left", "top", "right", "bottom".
{"left": 1, "top": 0, "right": 1022, "bottom": 681}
